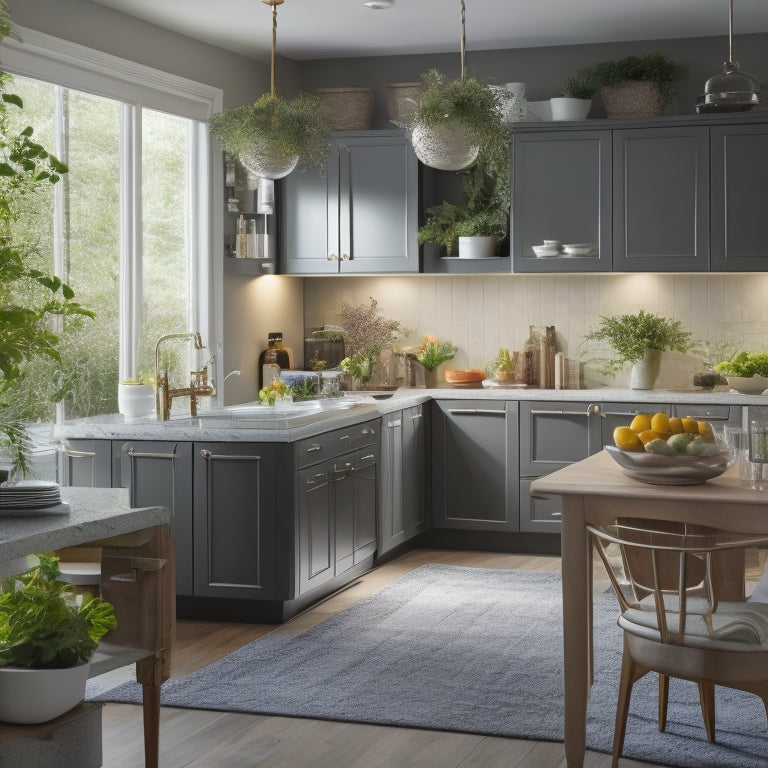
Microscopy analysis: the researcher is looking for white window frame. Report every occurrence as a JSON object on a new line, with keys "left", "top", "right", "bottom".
{"left": 0, "top": 26, "right": 223, "bottom": 400}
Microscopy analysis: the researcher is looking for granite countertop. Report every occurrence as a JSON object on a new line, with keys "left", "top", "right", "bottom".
{"left": 57, "top": 386, "right": 768, "bottom": 442}
{"left": 0, "top": 486, "right": 169, "bottom": 578}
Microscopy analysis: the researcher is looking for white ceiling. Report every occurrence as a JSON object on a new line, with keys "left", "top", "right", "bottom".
{"left": 88, "top": 0, "right": 768, "bottom": 62}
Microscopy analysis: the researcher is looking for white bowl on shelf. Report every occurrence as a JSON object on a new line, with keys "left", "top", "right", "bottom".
{"left": 532, "top": 245, "right": 560, "bottom": 257}
{"left": 562, "top": 243, "right": 594, "bottom": 256}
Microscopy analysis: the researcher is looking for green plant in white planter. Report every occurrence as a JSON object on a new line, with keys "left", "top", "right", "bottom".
{"left": 582, "top": 310, "right": 693, "bottom": 389}
{"left": 0, "top": 554, "right": 116, "bottom": 723}
{"left": 550, "top": 70, "right": 598, "bottom": 121}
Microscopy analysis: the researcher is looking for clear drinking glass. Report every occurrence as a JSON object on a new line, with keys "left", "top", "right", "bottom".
{"left": 745, "top": 421, "right": 768, "bottom": 490}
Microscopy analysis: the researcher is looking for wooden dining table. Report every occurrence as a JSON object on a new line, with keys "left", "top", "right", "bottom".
{"left": 531, "top": 449, "right": 768, "bottom": 768}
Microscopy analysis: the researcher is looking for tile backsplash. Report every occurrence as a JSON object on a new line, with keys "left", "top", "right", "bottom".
{"left": 303, "top": 273, "right": 768, "bottom": 389}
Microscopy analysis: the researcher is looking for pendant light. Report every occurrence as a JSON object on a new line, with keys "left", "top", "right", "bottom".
{"left": 408, "top": 0, "right": 480, "bottom": 171}
{"left": 697, "top": 0, "right": 762, "bottom": 113}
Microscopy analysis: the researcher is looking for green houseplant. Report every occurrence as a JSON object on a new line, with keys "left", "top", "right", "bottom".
{"left": 0, "top": 553, "right": 116, "bottom": 723}
{"left": 551, "top": 71, "right": 598, "bottom": 121}
{"left": 582, "top": 309, "right": 693, "bottom": 389}
{"left": 589, "top": 51, "right": 687, "bottom": 118}
{"left": 0, "top": 7, "right": 94, "bottom": 475}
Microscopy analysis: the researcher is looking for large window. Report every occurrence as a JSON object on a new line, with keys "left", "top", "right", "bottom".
{"left": 1, "top": 27, "right": 221, "bottom": 421}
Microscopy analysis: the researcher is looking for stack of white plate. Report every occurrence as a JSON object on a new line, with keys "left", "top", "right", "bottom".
{"left": 0, "top": 480, "right": 67, "bottom": 515}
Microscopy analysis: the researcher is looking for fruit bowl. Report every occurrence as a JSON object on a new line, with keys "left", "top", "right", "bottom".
{"left": 725, "top": 375, "right": 768, "bottom": 394}
{"left": 604, "top": 445, "right": 735, "bottom": 485}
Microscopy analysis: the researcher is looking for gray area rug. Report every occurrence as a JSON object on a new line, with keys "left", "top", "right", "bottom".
{"left": 89, "top": 564, "right": 768, "bottom": 768}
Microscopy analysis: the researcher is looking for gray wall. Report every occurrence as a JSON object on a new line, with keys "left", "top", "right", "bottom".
{"left": 298, "top": 33, "right": 768, "bottom": 127}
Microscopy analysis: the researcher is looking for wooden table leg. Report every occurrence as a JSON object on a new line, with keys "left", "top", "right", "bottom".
{"left": 141, "top": 682, "right": 161, "bottom": 768}
{"left": 561, "top": 497, "right": 591, "bottom": 768}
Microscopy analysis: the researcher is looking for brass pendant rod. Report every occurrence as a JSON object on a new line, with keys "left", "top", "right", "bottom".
{"left": 261, "top": 0, "right": 285, "bottom": 98}
{"left": 460, "top": 0, "right": 466, "bottom": 83}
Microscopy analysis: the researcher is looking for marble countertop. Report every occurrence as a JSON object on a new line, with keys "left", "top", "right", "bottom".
{"left": 0, "top": 487, "right": 169, "bottom": 578}
{"left": 57, "top": 386, "right": 768, "bottom": 442}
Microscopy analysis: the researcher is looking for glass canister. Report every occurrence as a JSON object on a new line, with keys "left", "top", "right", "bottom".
{"left": 278, "top": 371, "right": 320, "bottom": 402}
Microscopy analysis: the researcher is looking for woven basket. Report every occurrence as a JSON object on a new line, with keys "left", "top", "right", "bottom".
{"left": 315, "top": 87, "right": 374, "bottom": 130}
{"left": 601, "top": 80, "right": 664, "bottom": 119}
{"left": 384, "top": 82, "right": 423, "bottom": 122}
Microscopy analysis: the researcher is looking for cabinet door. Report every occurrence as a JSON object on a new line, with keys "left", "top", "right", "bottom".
{"left": 298, "top": 462, "right": 335, "bottom": 594}
{"left": 119, "top": 441, "right": 194, "bottom": 596}
{"left": 672, "top": 403, "right": 741, "bottom": 430}
{"left": 432, "top": 400, "right": 519, "bottom": 531}
{"left": 352, "top": 446, "right": 378, "bottom": 563}
{"left": 520, "top": 477, "right": 563, "bottom": 534}
{"left": 193, "top": 443, "right": 277, "bottom": 600}
{"left": 339, "top": 133, "right": 419, "bottom": 273}
{"left": 710, "top": 124, "right": 768, "bottom": 271}
{"left": 512, "top": 130, "right": 611, "bottom": 273}
{"left": 613, "top": 127, "right": 709, "bottom": 272}
{"left": 60, "top": 439, "right": 112, "bottom": 487}
{"left": 402, "top": 404, "right": 428, "bottom": 537}
{"left": 280, "top": 144, "right": 341, "bottom": 274}
{"left": 519, "top": 401, "right": 602, "bottom": 477}
{"left": 378, "top": 412, "right": 405, "bottom": 555}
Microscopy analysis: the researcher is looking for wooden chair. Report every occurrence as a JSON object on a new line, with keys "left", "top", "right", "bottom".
{"left": 589, "top": 520, "right": 768, "bottom": 768}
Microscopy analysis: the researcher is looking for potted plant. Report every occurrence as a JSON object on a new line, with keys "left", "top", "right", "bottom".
{"left": 550, "top": 71, "right": 598, "bottom": 121}
{"left": 0, "top": 16, "right": 94, "bottom": 477}
{"left": 402, "top": 69, "right": 509, "bottom": 172}
{"left": 118, "top": 371, "right": 155, "bottom": 419}
{"left": 582, "top": 309, "right": 693, "bottom": 389}
{"left": 208, "top": 93, "right": 330, "bottom": 180}
{"left": 0, "top": 553, "right": 117, "bottom": 724}
{"left": 589, "top": 51, "right": 687, "bottom": 118}
{"left": 414, "top": 336, "right": 458, "bottom": 387}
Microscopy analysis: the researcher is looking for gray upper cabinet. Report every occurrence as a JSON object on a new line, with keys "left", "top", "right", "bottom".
{"left": 281, "top": 130, "right": 419, "bottom": 274}
{"left": 512, "top": 130, "right": 612, "bottom": 273}
{"left": 613, "top": 127, "right": 709, "bottom": 272}
{"left": 431, "top": 400, "right": 519, "bottom": 532}
{"left": 710, "top": 124, "right": 768, "bottom": 271}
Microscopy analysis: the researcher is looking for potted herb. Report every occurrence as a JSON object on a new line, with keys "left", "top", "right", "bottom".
{"left": 550, "top": 70, "right": 598, "bottom": 121}
{"left": 209, "top": 93, "right": 331, "bottom": 180}
{"left": 0, "top": 553, "right": 117, "bottom": 723}
{"left": 403, "top": 69, "right": 509, "bottom": 173}
{"left": 589, "top": 51, "right": 687, "bottom": 118}
{"left": 118, "top": 371, "right": 155, "bottom": 419}
{"left": 0, "top": 13, "right": 95, "bottom": 477}
{"left": 582, "top": 309, "right": 693, "bottom": 390}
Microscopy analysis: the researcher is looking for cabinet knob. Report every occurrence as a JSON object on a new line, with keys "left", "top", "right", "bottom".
{"left": 339, "top": 253, "right": 348, "bottom": 261}
{"left": 361, "top": 427, "right": 375, "bottom": 435}
{"left": 327, "top": 253, "right": 337, "bottom": 261}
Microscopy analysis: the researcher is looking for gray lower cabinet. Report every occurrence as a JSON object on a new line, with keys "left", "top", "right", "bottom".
{"left": 711, "top": 123, "right": 768, "bottom": 271}
{"left": 519, "top": 401, "right": 603, "bottom": 533}
{"left": 281, "top": 130, "right": 419, "bottom": 274}
{"left": 118, "top": 441, "right": 194, "bottom": 596}
{"left": 193, "top": 442, "right": 279, "bottom": 600}
{"left": 612, "top": 127, "right": 709, "bottom": 272}
{"left": 60, "top": 439, "right": 113, "bottom": 487}
{"left": 511, "top": 130, "right": 612, "bottom": 273}
{"left": 431, "top": 400, "right": 519, "bottom": 531}
{"left": 379, "top": 404, "right": 429, "bottom": 556}
{"left": 297, "top": 443, "right": 379, "bottom": 595}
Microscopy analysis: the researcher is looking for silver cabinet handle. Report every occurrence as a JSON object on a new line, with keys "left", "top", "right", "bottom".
{"left": 306, "top": 444, "right": 322, "bottom": 453}
{"left": 339, "top": 434, "right": 352, "bottom": 442}
{"left": 61, "top": 445, "right": 96, "bottom": 459}
{"left": 200, "top": 449, "right": 262, "bottom": 461}
{"left": 305, "top": 472, "right": 327, "bottom": 486}
{"left": 410, "top": 413, "right": 423, "bottom": 421}
{"left": 529, "top": 409, "right": 589, "bottom": 417}
{"left": 125, "top": 446, "right": 177, "bottom": 460}
{"left": 447, "top": 408, "right": 505, "bottom": 416}
{"left": 386, "top": 420, "right": 402, "bottom": 428}
{"left": 359, "top": 454, "right": 376, "bottom": 462}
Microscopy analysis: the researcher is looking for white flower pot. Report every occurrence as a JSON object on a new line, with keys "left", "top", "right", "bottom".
{"left": 118, "top": 382, "right": 155, "bottom": 418}
{"left": 0, "top": 661, "right": 90, "bottom": 724}
{"left": 549, "top": 97, "right": 592, "bottom": 121}
{"left": 630, "top": 348, "right": 662, "bottom": 390}
{"left": 458, "top": 236, "right": 498, "bottom": 259}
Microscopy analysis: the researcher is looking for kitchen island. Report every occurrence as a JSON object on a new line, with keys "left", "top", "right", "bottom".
{"left": 530, "top": 450, "right": 768, "bottom": 768}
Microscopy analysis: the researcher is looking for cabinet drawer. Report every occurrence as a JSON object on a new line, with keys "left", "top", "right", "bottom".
{"left": 520, "top": 477, "right": 562, "bottom": 533}
{"left": 671, "top": 404, "right": 739, "bottom": 422}
{"left": 295, "top": 418, "right": 380, "bottom": 468}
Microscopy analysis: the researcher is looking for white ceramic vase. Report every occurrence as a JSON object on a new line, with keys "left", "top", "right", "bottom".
{"left": 0, "top": 661, "right": 90, "bottom": 724}
{"left": 118, "top": 382, "right": 155, "bottom": 418}
{"left": 629, "top": 348, "right": 662, "bottom": 390}
{"left": 549, "top": 96, "right": 591, "bottom": 121}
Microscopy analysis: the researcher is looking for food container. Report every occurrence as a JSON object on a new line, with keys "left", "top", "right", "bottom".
{"left": 278, "top": 371, "right": 319, "bottom": 401}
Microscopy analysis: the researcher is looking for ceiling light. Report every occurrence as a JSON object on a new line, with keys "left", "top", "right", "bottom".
{"left": 698, "top": 0, "right": 761, "bottom": 113}
{"left": 363, "top": 0, "right": 395, "bottom": 8}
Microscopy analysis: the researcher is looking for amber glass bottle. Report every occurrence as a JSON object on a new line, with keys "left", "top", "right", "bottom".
{"left": 258, "top": 332, "right": 291, "bottom": 389}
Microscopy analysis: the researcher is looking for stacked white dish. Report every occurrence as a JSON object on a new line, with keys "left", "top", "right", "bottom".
{"left": 532, "top": 240, "right": 561, "bottom": 257}
{"left": 0, "top": 480, "right": 69, "bottom": 516}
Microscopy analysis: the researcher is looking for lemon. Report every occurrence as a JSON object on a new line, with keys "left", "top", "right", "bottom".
{"left": 668, "top": 417, "right": 684, "bottom": 434}
{"left": 698, "top": 421, "right": 715, "bottom": 442}
{"left": 614, "top": 426, "right": 644, "bottom": 452}
{"left": 637, "top": 429, "right": 660, "bottom": 445}
{"left": 650, "top": 412, "right": 670, "bottom": 435}
{"left": 681, "top": 417, "right": 699, "bottom": 434}
{"left": 629, "top": 413, "right": 652, "bottom": 433}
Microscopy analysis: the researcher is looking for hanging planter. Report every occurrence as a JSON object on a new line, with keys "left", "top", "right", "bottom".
{"left": 410, "top": 120, "right": 479, "bottom": 171}
{"left": 208, "top": 1, "right": 330, "bottom": 179}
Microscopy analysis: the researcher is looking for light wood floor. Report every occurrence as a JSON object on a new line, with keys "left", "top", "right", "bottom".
{"left": 101, "top": 548, "right": 667, "bottom": 768}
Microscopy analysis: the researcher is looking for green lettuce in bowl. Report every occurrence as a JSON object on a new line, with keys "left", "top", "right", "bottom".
{"left": 715, "top": 352, "right": 768, "bottom": 394}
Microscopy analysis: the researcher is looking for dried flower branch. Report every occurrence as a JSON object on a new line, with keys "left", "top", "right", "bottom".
{"left": 340, "top": 297, "right": 402, "bottom": 358}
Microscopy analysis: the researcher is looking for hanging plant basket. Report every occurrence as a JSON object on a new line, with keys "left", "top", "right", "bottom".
{"left": 239, "top": 137, "right": 299, "bottom": 180}
{"left": 410, "top": 121, "right": 479, "bottom": 171}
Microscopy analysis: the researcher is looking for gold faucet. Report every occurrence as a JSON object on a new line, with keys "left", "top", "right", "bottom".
{"left": 155, "top": 332, "right": 217, "bottom": 421}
